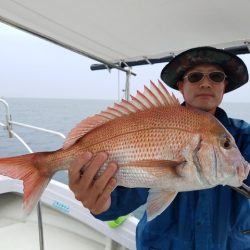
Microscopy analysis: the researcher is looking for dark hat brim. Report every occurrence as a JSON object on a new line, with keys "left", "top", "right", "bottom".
{"left": 160, "top": 46, "right": 248, "bottom": 93}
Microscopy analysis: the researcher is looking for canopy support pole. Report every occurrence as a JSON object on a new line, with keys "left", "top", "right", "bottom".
{"left": 125, "top": 69, "right": 131, "bottom": 101}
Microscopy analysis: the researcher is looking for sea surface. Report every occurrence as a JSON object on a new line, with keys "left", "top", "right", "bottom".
{"left": 0, "top": 98, "right": 250, "bottom": 217}
{"left": 0, "top": 98, "right": 114, "bottom": 183}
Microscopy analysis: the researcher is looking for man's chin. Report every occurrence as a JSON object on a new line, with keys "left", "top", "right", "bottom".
{"left": 192, "top": 103, "right": 216, "bottom": 113}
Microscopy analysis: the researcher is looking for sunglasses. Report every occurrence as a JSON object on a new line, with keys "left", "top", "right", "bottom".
{"left": 183, "top": 71, "right": 227, "bottom": 83}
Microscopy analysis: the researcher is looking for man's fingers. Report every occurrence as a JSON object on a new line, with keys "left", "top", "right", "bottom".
{"left": 68, "top": 152, "right": 92, "bottom": 186}
{"left": 92, "top": 162, "right": 118, "bottom": 194}
{"left": 92, "top": 177, "right": 117, "bottom": 214}
{"left": 78, "top": 160, "right": 118, "bottom": 207}
{"left": 80, "top": 152, "right": 108, "bottom": 188}
{"left": 68, "top": 151, "right": 117, "bottom": 214}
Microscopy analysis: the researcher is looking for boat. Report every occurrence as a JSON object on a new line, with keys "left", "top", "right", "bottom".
{"left": 0, "top": 99, "right": 138, "bottom": 250}
{"left": 0, "top": 1, "right": 250, "bottom": 249}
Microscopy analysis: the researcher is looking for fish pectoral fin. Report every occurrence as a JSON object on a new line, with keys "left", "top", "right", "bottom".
{"left": 127, "top": 159, "right": 185, "bottom": 168}
{"left": 123, "top": 160, "right": 186, "bottom": 178}
{"left": 146, "top": 189, "right": 177, "bottom": 221}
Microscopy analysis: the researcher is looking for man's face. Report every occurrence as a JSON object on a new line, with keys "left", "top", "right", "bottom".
{"left": 177, "top": 64, "right": 228, "bottom": 114}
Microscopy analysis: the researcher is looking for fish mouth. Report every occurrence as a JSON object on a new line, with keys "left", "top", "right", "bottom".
{"left": 227, "top": 159, "right": 250, "bottom": 187}
{"left": 236, "top": 160, "right": 250, "bottom": 183}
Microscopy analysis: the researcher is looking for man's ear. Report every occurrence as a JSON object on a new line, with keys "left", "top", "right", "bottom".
{"left": 177, "top": 81, "right": 184, "bottom": 94}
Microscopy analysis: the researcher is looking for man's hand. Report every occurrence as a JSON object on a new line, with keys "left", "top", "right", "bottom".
{"left": 68, "top": 151, "right": 118, "bottom": 214}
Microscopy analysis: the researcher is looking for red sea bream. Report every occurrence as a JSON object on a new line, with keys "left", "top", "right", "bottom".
{"left": 0, "top": 81, "right": 249, "bottom": 221}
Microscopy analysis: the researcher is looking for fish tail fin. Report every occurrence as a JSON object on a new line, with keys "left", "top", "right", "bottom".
{"left": 0, "top": 153, "right": 54, "bottom": 215}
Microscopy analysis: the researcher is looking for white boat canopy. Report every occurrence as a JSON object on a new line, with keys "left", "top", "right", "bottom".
{"left": 0, "top": 0, "right": 250, "bottom": 70}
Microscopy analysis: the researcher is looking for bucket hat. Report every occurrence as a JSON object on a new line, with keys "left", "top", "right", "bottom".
{"left": 160, "top": 46, "right": 248, "bottom": 93}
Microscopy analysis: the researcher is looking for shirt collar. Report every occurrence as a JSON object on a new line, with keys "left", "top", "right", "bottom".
{"left": 214, "top": 107, "right": 230, "bottom": 126}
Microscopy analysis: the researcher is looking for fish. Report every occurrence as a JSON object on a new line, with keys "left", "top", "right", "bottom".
{"left": 0, "top": 80, "right": 249, "bottom": 221}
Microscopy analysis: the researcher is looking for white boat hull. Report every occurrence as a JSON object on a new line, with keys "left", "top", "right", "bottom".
{"left": 0, "top": 176, "right": 138, "bottom": 250}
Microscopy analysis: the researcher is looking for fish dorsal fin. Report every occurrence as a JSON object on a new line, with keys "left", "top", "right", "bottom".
{"left": 63, "top": 81, "right": 180, "bottom": 149}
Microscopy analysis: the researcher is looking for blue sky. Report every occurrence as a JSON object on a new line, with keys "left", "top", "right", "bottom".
{"left": 0, "top": 22, "right": 250, "bottom": 102}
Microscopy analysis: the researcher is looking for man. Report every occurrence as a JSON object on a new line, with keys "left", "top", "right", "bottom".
{"left": 69, "top": 47, "right": 250, "bottom": 250}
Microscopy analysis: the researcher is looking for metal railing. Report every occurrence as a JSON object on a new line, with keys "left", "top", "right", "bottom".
{"left": 0, "top": 98, "right": 66, "bottom": 250}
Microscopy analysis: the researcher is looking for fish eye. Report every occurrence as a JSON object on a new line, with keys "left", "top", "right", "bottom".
{"left": 220, "top": 136, "right": 232, "bottom": 150}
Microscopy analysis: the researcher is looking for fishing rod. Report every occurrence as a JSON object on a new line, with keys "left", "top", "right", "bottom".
{"left": 232, "top": 183, "right": 250, "bottom": 199}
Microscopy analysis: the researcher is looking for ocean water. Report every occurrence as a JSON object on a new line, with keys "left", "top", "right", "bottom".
{"left": 0, "top": 98, "right": 250, "bottom": 184}
{"left": 0, "top": 98, "right": 114, "bottom": 183}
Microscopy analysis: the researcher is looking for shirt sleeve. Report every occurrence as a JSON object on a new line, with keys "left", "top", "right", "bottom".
{"left": 93, "top": 187, "right": 149, "bottom": 221}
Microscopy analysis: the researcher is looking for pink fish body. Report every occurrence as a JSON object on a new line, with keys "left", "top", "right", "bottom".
{"left": 0, "top": 81, "right": 249, "bottom": 220}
